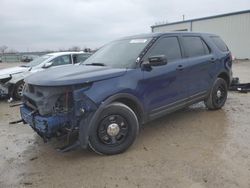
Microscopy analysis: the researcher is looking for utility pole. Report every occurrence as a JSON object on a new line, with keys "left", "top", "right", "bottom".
{"left": 182, "top": 15, "right": 185, "bottom": 21}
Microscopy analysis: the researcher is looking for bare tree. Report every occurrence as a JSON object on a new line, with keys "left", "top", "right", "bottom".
{"left": 43, "top": 49, "right": 54, "bottom": 53}
{"left": 83, "top": 48, "right": 91, "bottom": 53}
{"left": 69, "top": 46, "right": 81, "bottom": 52}
{"left": 0, "top": 45, "right": 8, "bottom": 54}
{"left": 7, "top": 48, "right": 18, "bottom": 53}
{"left": 58, "top": 48, "right": 66, "bottom": 52}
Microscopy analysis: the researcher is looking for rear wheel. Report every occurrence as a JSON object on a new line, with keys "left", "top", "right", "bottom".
{"left": 88, "top": 102, "right": 139, "bottom": 155}
{"left": 205, "top": 78, "right": 228, "bottom": 110}
{"left": 14, "top": 81, "right": 24, "bottom": 100}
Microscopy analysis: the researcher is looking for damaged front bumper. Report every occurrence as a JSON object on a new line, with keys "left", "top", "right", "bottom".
{"left": 20, "top": 85, "right": 98, "bottom": 149}
{"left": 20, "top": 106, "right": 71, "bottom": 139}
{"left": 0, "top": 75, "right": 12, "bottom": 97}
{"left": 0, "top": 84, "right": 8, "bottom": 97}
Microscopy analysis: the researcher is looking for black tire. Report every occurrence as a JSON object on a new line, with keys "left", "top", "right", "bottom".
{"left": 88, "top": 102, "right": 139, "bottom": 155}
{"left": 205, "top": 78, "right": 228, "bottom": 110}
{"left": 14, "top": 81, "right": 24, "bottom": 100}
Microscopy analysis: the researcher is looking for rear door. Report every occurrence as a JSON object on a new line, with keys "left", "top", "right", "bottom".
{"left": 180, "top": 35, "right": 216, "bottom": 98}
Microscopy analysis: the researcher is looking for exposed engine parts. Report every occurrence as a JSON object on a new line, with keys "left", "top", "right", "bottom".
{"left": 22, "top": 84, "right": 73, "bottom": 116}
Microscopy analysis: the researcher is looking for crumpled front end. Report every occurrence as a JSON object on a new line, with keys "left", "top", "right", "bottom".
{"left": 0, "top": 75, "right": 12, "bottom": 97}
{"left": 0, "top": 66, "right": 30, "bottom": 98}
{"left": 20, "top": 106, "right": 70, "bottom": 139}
{"left": 20, "top": 83, "right": 97, "bottom": 142}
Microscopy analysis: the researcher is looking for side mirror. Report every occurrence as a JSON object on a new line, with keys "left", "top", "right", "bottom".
{"left": 43, "top": 62, "right": 53, "bottom": 68}
{"left": 148, "top": 55, "right": 167, "bottom": 67}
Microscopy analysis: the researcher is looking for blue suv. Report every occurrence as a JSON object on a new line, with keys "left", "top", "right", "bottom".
{"left": 20, "top": 32, "right": 232, "bottom": 155}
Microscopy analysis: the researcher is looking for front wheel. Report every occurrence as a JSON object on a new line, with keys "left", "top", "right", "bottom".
{"left": 14, "top": 81, "right": 24, "bottom": 100}
{"left": 88, "top": 102, "right": 139, "bottom": 155}
{"left": 205, "top": 78, "right": 228, "bottom": 110}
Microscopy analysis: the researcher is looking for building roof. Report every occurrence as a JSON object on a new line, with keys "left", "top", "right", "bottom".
{"left": 151, "top": 9, "right": 250, "bottom": 29}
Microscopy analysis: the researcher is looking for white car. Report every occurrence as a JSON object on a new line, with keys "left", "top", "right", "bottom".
{"left": 0, "top": 51, "right": 91, "bottom": 100}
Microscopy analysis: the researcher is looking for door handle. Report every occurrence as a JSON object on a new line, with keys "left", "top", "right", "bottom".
{"left": 210, "top": 58, "right": 216, "bottom": 63}
{"left": 176, "top": 64, "right": 184, "bottom": 71}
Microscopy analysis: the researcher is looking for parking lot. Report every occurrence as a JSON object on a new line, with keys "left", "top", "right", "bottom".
{"left": 0, "top": 61, "right": 250, "bottom": 188}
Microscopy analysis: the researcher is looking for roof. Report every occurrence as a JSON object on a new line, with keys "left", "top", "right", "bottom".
{"left": 151, "top": 9, "right": 250, "bottom": 28}
{"left": 46, "top": 51, "right": 86, "bottom": 56}
{"left": 118, "top": 33, "right": 163, "bottom": 40}
{"left": 118, "top": 32, "right": 215, "bottom": 40}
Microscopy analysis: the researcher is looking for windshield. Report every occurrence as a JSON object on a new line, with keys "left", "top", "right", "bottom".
{"left": 82, "top": 38, "right": 152, "bottom": 68}
{"left": 23, "top": 55, "right": 52, "bottom": 67}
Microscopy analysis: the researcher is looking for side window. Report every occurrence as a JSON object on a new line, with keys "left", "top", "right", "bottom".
{"left": 73, "top": 54, "right": 90, "bottom": 64}
{"left": 202, "top": 40, "right": 210, "bottom": 54}
{"left": 146, "top": 37, "right": 182, "bottom": 62}
{"left": 50, "top": 55, "right": 71, "bottom": 66}
{"left": 182, "top": 36, "right": 210, "bottom": 58}
{"left": 210, "top": 36, "right": 229, "bottom": 52}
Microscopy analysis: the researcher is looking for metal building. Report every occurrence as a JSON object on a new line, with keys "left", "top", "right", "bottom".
{"left": 151, "top": 10, "right": 250, "bottom": 59}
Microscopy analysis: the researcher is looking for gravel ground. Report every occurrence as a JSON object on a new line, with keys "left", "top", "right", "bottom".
{"left": 0, "top": 62, "right": 24, "bottom": 69}
{"left": 0, "top": 61, "right": 250, "bottom": 188}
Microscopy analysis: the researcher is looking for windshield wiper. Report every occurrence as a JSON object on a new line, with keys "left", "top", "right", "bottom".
{"left": 85, "top": 63, "right": 106, "bottom": 66}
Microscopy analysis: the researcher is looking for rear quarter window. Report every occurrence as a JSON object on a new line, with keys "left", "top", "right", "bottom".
{"left": 210, "top": 36, "right": 229, "bottom": 52}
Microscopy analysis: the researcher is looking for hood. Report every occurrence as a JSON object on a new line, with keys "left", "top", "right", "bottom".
{"left": 0, "top": 66, "right": 29, "bottom": 78}
{"left": 25, "top": 65, "right": 127, "bottom": 86}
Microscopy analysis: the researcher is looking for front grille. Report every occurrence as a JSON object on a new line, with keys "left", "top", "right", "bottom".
{"left": 26, "top": 99, "right": 37, "bottom": 110}
{"left": 23, "top": 84, "right": 73, "bottom": 116}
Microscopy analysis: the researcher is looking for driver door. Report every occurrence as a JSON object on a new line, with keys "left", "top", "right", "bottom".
{"left": 141, "top": 36, "right": 189, "bottom": 119}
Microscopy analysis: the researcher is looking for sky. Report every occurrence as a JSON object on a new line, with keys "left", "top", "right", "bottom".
{"left": 0, "top": 0, "right": 249, "bottom": 52}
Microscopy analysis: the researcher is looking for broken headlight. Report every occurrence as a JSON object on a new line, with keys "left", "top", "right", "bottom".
{"left": 0, "top": 75, "right": 12, "bottom": 84}
{"left": 53, "top": 91, "right": 74, "bottom": 114}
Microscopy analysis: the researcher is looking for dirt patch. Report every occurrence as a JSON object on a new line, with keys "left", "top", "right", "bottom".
{"left": 0, "top": 61, "right": 250, "bottom": 188}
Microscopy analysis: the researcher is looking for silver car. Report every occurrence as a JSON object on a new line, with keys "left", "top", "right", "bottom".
{"left": 0, "top": 51, "right": 91, "bottom": 100}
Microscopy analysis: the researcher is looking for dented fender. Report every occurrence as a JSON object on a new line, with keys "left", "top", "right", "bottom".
{"left": 73, "top": 87, "right": 98, "bottom": 148}
{"left": 0, "top": 74, "right": 11, "bottom": 81}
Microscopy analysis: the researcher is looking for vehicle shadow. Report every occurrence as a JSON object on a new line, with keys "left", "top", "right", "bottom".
{"left": 24, "top": 102, "right": 229, "bottom": 159}
{"left": 14, "top": 102, "right": 230, "bottom": 187}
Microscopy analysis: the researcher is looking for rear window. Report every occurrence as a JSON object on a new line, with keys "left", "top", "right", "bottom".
{"left": 73, "top": 54, "right": 91, "bottom": 63}
{"left": 210, "top": 36, "right": 229, "bottom": 52}
{"left": 182, "top": 36, "right": 210, "bottom": 58}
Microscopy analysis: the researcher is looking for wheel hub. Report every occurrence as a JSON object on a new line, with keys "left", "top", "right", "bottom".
{"left": 217, "top": 90, "right": 222, "bottom": 98}
{"left": 107, "top": 123, "right": 120, "bottom": 137}
{"left": 98, "top": 115, "right": 128, "bottom": 145}
{"left": 17, "top": 84, "right": 24, "bottom": 97}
